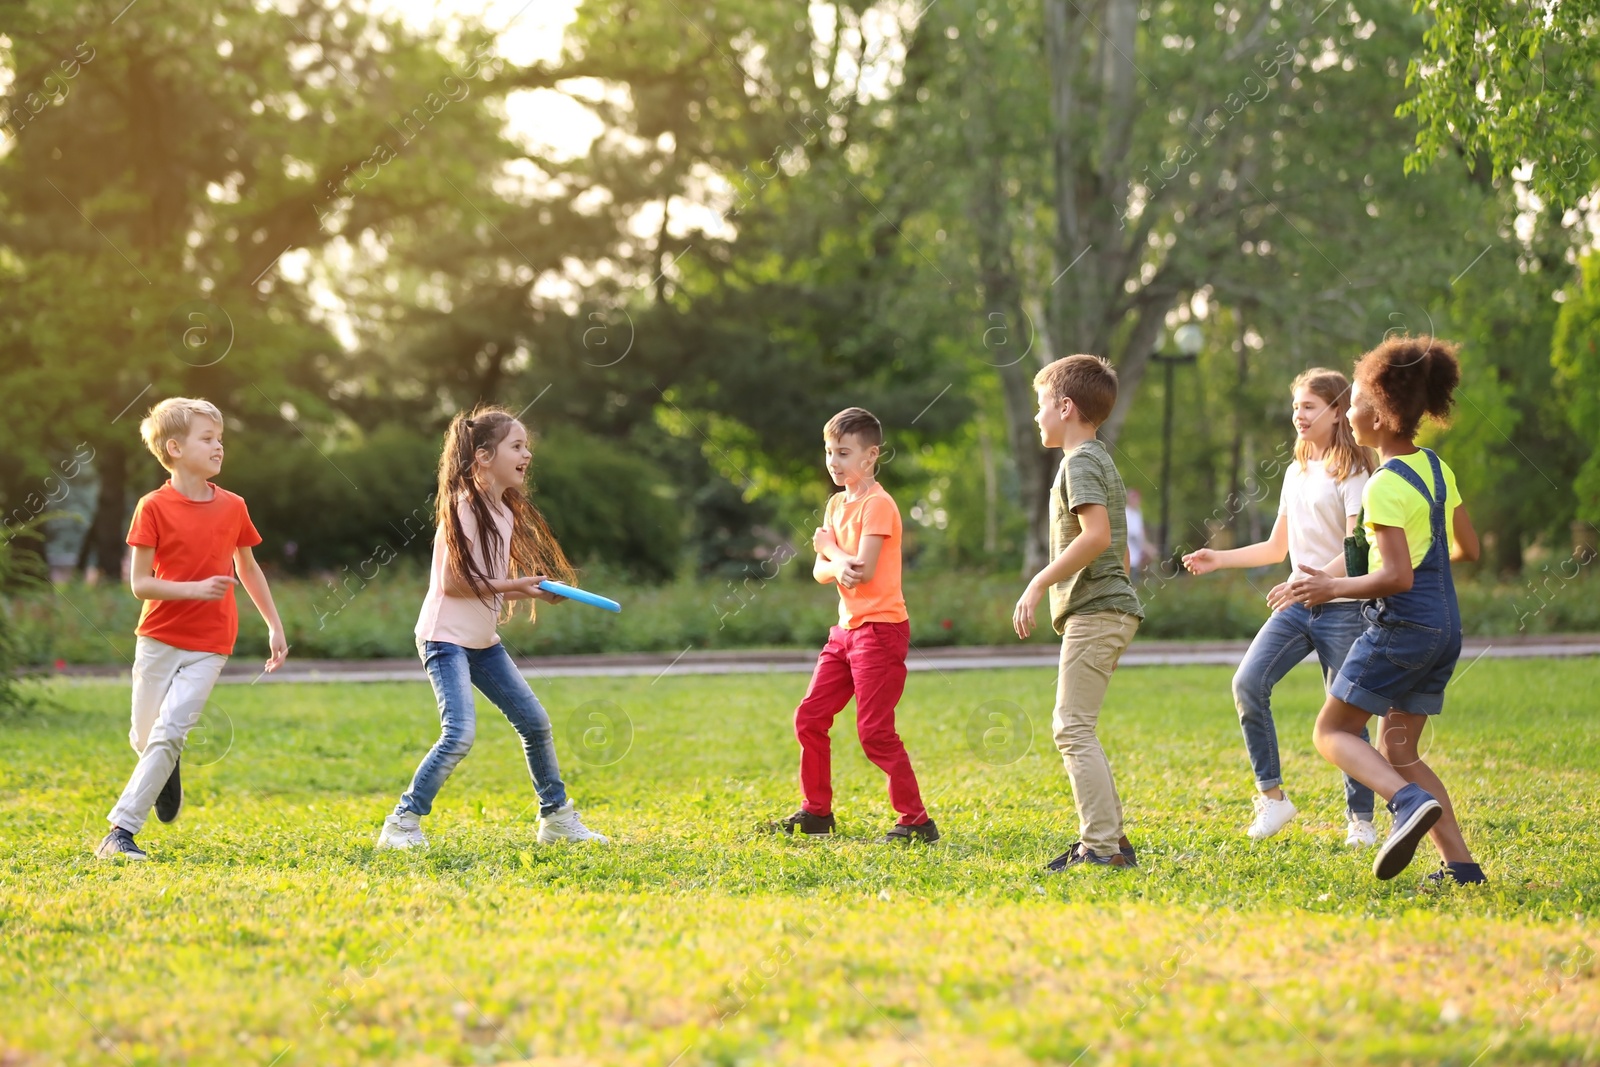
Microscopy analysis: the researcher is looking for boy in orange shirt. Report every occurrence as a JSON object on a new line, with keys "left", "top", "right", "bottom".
{"left": 775, "top": 408, "right": 936, "bottom": 843}
{"left": 95, "top": 398, "right": 287, "bottom": 860}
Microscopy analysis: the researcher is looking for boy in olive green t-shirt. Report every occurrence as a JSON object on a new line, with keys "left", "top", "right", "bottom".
{"left": 1012, "top": 355, "right": 1145, "bottom": 869}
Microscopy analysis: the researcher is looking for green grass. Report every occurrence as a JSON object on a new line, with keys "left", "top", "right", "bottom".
{"left": 2, "top": 658, "right": 1598, "bottom": 1065}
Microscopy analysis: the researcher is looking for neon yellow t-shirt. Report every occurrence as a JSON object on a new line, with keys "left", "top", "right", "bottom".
{"left": 1363, "top": 451, "right": 1459, "bottom": 571}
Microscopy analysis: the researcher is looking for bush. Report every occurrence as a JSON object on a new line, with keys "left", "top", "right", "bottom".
{"left": 11, "top": 565, "right": 1600, "bottom": 667}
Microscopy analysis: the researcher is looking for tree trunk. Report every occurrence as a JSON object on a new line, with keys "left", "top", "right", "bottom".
{"left": 1228, "top": 312, "right": 1249, "bottom": 544}
{"left": 1492, "top": 518, "right": 1523, "bottom": 575}
{"left": 87, "top": 441, "right": 128, "bottom": 579}
{"left": 969, "top": 148, "right": 1055, "bottom": 575}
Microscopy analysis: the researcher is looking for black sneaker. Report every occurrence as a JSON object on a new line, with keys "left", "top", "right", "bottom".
{"left": 882, "top": 820, "right": 939, "bottom": 844}
{"left": 94, "top": 827, "right": 148, "bottom": 861}
{"left": 1425, "top": 861, "right": 1487, "bottom": 886}
{"left": 155, "top": 757, "right": 183, "bottom": 823}
{"left": 772, "top": 809, "right": 835, "bottom": 835}
{"left": 1046, "top": 836, "right": 1137, "bottom": 871}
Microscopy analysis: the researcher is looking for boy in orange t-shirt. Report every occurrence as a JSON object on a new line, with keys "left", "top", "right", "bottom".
{"left": 95, "top": 398, "right": 287, "bottom": 861}
{"left": 774, "top": 408, "right": 936, "bottom": 843}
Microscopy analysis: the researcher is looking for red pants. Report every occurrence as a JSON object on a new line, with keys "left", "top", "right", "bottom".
{"left": 794, "top": 620, "right": 928, "bottom": 825}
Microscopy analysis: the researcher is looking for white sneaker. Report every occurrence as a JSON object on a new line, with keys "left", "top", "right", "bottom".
{"left": 376, "top": 811, "right": 428, "bottom": 850}
{"left": 1246, "top": 793, "right": 1297, "bottom": 840}
{"left": 1345, "top": 816, "right": 1378, "bottom": 849}
{"left": 537, "top": 800, "right": 609, "bottom": 844}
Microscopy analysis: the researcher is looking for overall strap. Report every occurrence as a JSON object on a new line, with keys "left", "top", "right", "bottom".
{"left": 1380, "top": 454, "right": 1437, "bottom": 511}
{"left": 1380, "top": 451, "right": 1450, "bottom": 552}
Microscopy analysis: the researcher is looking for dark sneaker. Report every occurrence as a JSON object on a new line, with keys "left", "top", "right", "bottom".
{"left": 155, "top": 758, "right": 183, "bottom": 824}
{"left": 1374, "top": 783, "right": 1442, "bottom": 880}
{"left": 772, "top": 809, "right": 835, "bottom": 835}
{"left": 94, "top": 827, "right": 147, "bottom": 861}
{"left": 1046, "top": 836, "right": 1137, "bottom": 871}
{"left": 883, "top": 820, "right": 939, "bottom": 844}
{"left": 1426, "top": 861, "right": 1487, "bottom": 886}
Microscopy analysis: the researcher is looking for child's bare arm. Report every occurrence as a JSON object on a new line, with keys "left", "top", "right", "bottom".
{"left": 812, "top": 526, "right": 841, "bottom": 561}
{"left": 852, "top": 534, "right": 886, "bottom": 583}
{"left": 129, "top": 545, "right": 234, "bottom": 601}
{"left": 1033, "top": 504, "right": 1112, "bottom": 589}
{"left": 234, "top": 546, "right": 288, "bottom": 671}
{"left": 1184, "top": 514, "right": 1289, "bottom": 574}
{"left": 443, "top": 566, "right": 536, "bottom": 600}
{"left": 1013, "top": 504, "right": 1112, "bottom": 639}
{"left": 1450, "top": 505, "right": 1480, "bottom": 563}
{"left": 1291, "top": 524, "right": 1413, "bottom": 604}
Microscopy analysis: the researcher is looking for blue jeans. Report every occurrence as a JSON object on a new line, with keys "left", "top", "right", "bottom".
{"left": 396, "top": 640, "right": 568, "bottom": 818}
{"left": 1232, "top": 602, "right": 1375, "bottom": 819}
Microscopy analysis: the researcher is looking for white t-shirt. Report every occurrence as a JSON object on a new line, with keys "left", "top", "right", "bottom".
{"left": 1278, "top": 459, "right": 1367, "bottom": 595}
{"left": 415, "top": 497, "right": 514, "bottom": 648}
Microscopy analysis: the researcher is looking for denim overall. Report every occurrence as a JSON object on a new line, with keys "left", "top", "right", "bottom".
{"left": 1330, "top": 449, "right": 1463, "bottom": 717}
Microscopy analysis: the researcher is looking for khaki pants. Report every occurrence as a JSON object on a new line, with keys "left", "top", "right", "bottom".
{"left": 1052, "top": 611, "right": 1140, "bottom": 856}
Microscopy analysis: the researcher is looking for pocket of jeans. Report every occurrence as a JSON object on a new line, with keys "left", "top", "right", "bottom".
{"left": 1380, "top": 620, "right": 1443, "bottom": 671}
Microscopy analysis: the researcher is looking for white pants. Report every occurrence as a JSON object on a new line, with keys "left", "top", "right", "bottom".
{"left": 107, "top": 636, "right": 227, "bottom": 834}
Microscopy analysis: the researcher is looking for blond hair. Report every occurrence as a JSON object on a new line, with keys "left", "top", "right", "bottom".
{"left": 1033, "top": 354, "right": 1118, "bottom": 426}
{"left": 1290, "top": 368, "right": 1375, "bottom": 483}
{"left": 140, "top": 397, "right": 224, "bottom": 469}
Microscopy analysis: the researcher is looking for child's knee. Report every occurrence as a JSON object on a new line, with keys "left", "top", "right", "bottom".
{"left": 857, "top": 725, "right": 902, "bottom": 757}
{"left": 442, "top": 723, "right": 476, "bottom": 756}
{"left": 1231, "top": 663, "right": 1267, "bottom": 717}
{"left": 1053, "top": 718, "right": 1096, "bottom": 757}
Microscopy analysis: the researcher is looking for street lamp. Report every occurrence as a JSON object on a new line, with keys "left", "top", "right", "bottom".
{"left": 1152, "top": 323, "right": 1203, "bottom": 562}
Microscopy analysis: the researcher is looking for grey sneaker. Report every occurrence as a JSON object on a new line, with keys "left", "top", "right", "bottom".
{"left": 94, "top": 827, "right": 148, "bottom": 861}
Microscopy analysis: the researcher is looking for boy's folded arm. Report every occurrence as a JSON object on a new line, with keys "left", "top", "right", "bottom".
{"left": 812, "top": 553, "right": 838, "bottom": 584}
{"left": 854, "top": 534, "right": 886, "bottom": 583}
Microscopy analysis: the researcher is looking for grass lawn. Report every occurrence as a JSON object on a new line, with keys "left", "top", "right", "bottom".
{"left": 2, "top": 658, "right": 1597, "bottom": 1065}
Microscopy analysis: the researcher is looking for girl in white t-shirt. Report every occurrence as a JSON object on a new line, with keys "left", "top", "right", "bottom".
{"left": 1183, "top": 369, "right": 1378, "bottom": 844}
{"left": 376, "top": 407, "right": 606, "bottom": 849}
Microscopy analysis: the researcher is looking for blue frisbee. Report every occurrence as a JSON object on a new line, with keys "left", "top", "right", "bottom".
{"left": 539, "top": 580, "right": 621, "bottom": 613}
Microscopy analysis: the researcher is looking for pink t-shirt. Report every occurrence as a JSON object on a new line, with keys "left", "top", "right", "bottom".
{"left": 415, "top": 497, "right": 514, "bottom": 648}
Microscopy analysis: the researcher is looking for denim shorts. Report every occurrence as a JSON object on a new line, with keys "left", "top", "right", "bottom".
{"left": 1328, "top": 603, "right": 1462, "bottom": 717}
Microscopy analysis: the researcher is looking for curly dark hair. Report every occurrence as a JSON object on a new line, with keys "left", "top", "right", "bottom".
{"left": 1354, "top": 335, "right": 1461, "bottom": 439}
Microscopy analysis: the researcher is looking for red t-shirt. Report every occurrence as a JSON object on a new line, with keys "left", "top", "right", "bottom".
{"left": 126, "top": 481, "right": 262, "bottom": 655}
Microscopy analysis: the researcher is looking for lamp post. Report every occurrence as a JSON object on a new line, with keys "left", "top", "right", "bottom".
{"left": 1151, "top": 323, "right": 1203, "bottom": 562}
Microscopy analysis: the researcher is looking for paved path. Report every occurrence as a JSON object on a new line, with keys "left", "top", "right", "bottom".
{"left": 49, "top": 633, "right": 1600, "bottom": 685}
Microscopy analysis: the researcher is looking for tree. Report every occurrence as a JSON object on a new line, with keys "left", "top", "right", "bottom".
{"left": 1552, "top": 252, "right": 1600, "bottom": 529}
{"left": 1401, "top": 0, "right": 1600, "bottom": 210}
{"left": 0, "top": 0, "right": 524, "bottom": 575}
{"left": 885, "top": 0, "right": 1498, "bottom": 567}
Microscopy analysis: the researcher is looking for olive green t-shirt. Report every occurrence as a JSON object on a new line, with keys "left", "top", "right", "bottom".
{"left": 1049, "top": 440, "right": 1144, "bottom": 633}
